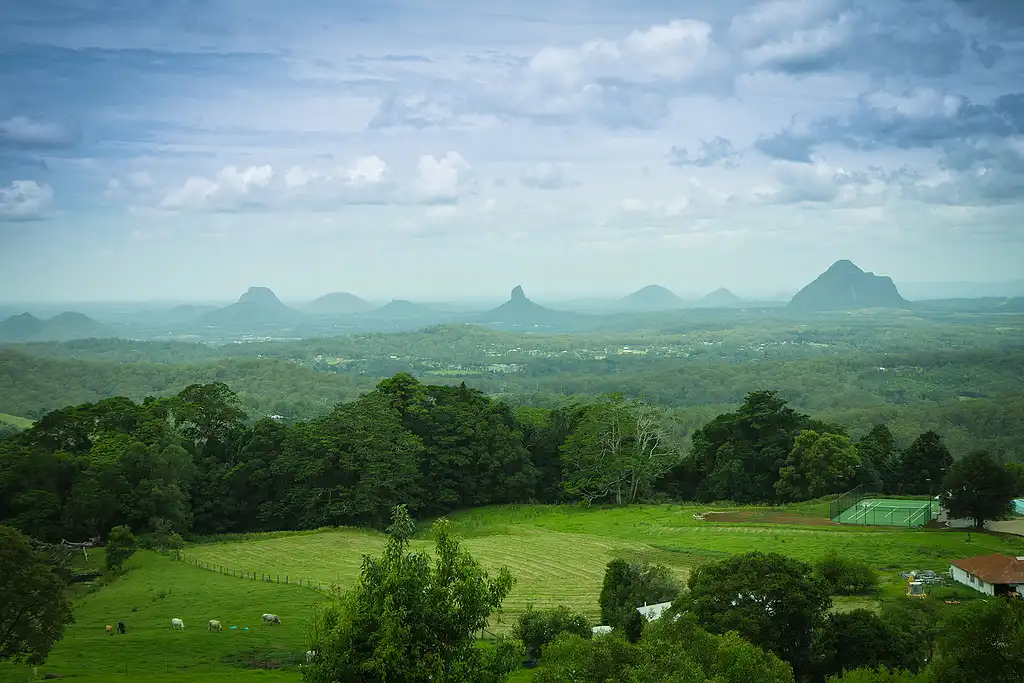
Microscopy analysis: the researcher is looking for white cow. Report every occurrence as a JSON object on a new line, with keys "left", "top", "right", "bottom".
{"left": 171, "top": 618, "right": 184, "bottom": 630}
{"left": 208, "top": 619, "right": 222, "bottom": 632}
{"left": 262, "top": 613, "right": 281, "bottom": 625}
{"left": 306, "top": 650, "right": 317, "bottom": 663}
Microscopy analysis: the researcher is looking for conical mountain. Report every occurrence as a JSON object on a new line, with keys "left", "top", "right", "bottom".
{"left": 201, "top": 286, "right": 304, "bottom": 326}
{"left": 787, "top": 260, "right": 908, "bottom": 311}
{"left": 697, "top": 287, "right": 744, "bottom": 308}
{"left": 306, "top": 291, "right": 374, "bottom": 315}
{"left": 620, "top": 285, "right": 685, "bottom": 310}
{"left": 477, "top": 285, "right": 568, "bottom": 325}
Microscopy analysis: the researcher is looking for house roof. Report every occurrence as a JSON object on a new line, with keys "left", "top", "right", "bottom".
{"left": 636, "top": 601, "right": 672, "bottom": 622}
{"left": 951, "top": 554, "right": 1024, "bottom": 584}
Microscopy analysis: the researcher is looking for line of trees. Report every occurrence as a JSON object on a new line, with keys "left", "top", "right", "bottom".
{"left": 1, "top": 375, "right": 1020, "bottom": 543}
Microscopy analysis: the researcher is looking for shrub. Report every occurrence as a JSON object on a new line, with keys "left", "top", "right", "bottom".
{"left": 513, "top": 605, "right": 592, "bottom": 658}
{"left": 815, "top": 551, "right": 879, "bottom": 594}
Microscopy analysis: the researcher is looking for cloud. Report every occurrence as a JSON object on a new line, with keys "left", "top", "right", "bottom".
{"left": 154, "top": 152, "right": 476, "bottom": 211}
{"left": 744, "top": 161, "right": 898, "bottom": 206}
{"left": 414, "top": 151, "right": 473, "bottom": 204}
{"left": 0, "top": 116, "right": 80, "bottom": 149}
{"left": 669, "top": 137, "right": 740, "bottom": 168}
{"left": 520, "top": 163, "right": 571, "bottom": 190}
{"left": 733, "top": 0, "right": 971, "bottom": 78}
{"left": 159, "top": 165, "right": 274, "bottom": 211}
{"left": 0, "top": 179, "right": 54, "bottom": 221}
{"left": 756, "top": 87, "right": 1024, "bottom": 163}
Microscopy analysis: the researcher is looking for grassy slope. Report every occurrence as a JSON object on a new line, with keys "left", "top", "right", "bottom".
{"left": 0, "top": 551, "right": 324, "bottom": 683}
{"left": 189, "top": 503, "right": 1024, "bottom": 630}
{"left": 0, "top": 412, "right": 32, "bottom": 428}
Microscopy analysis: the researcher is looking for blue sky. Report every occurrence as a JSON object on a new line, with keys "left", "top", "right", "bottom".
{"left": 1, "top": 0, "right": 1022, "bottom": 302}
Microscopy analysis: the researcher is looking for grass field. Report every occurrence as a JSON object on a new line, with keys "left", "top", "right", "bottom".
{"left": 0, "top": 412, "right": 32, "bottom": 428}
{"left": 187, "top": 503, "right": 1024, "bottom": 629}
{"left": 0, "top": 551, "right": 323, "bottom": 683}
{"left": 7, "top": 502, "right": 1022, "bottom": 683}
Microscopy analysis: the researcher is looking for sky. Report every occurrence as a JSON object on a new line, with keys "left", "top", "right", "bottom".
{"left": 0, "top": 0, "right": 1023, "bottom": 302}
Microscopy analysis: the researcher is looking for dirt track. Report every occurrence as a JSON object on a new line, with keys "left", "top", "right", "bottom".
{"left": 701, "top": 510, "right": 840, "bottom": 527}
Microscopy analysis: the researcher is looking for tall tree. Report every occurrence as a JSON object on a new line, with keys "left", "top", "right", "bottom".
{"left": 303, "top": 505, "right": 518, "bottom": 683}
{"left": 560, "top": 395, "right": 680, "bottom": 506}
{"left": 896, "top": 430, "right": 952, "bottom": 495}
{"left": 775, "top": 430, "right": 861, "bottom": 501}
{"left": 930, "top": 598, "right": 1024, "bottom": 683}
{"left": 856, "top": 424, "right": 898, "bottom": 491}
{"left": 682, "top": 551, "right": 831, "bottom": 681}
{"left": 940, "top": 451, "right": 1016, "bottom": 528}
{"left": 0, "top": 525, "right": 74, "bottom": 664}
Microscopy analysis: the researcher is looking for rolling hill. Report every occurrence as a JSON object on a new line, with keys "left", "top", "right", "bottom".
{"left": 306, "top": 291, "right": 374, "bottom": 316}
{"left": 620, "top": 285, "right": 685, "bottom": 311}
{"left": 696, "top": 287, "right": 744, "bottom": 308}
{"left": 0, "top": 311, "right": 112, "bottom": 342}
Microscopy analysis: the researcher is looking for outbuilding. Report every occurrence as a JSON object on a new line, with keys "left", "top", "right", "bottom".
{"left": 949, "top": 554, "right": 1024, "bottom": 597}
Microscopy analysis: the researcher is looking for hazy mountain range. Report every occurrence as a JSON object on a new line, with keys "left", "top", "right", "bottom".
{"left": 1, "top": 261, "right": 1023, "bottom": 343}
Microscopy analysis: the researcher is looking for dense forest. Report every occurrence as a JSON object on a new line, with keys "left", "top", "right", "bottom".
{"left": 2, "top": 374, "right": 1018, "bottom": 543}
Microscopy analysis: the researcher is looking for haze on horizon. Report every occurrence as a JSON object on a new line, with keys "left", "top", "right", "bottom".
{"left": 1, "top": 0, "right": 1023, "bottom": 303}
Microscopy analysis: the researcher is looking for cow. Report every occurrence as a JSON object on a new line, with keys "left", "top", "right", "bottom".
{"left": 117, "top": 621, "right": 126, "bottom": 635}
{"left": 105, "top": 625, "right": 113, "bottom": 636}
{"left": 208, "top": 619, "right": 222, "bottom": 632}
{"left": 171, "top": 618, "right": 184, "bottom": 630}
{"left": 306, "top": 650, "right": 317, "bottom": 663}
{"left": 262, "top": 613, "right": 281, "bottom": 626}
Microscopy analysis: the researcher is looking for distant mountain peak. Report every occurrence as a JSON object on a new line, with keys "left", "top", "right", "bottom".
{"left": 826, "top": 259, "right": 863, "bottom": 275}
{"left": 238, "top": 286, "right": 283, "bottom": 307}
{"left": 620, "top": 284, "right": 684, "bottom": 310}
{"left": 510, "top": 285, "right": 527, "bottom": 301}
{"left": 788, "top": 260, "right": 907, "bottom": 311}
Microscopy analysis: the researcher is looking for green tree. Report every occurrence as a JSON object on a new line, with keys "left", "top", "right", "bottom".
{"left": 940, "top": 451, "right": 1015, "bottom": 529}
{"left": 856, "top": 424, "right": 898, "bottom": 491}
{"left": 814, "top": 610, "right": 906, "bottom": 680}
{"left": 303, "top": 505, "right": 518, "bottom": 683}
{"left": 827, "top": 667, "right": 930, "bottom": 683}
{"left": 105, "top": 524, "right": 137, "bottom": 571}
{"left": 560, "top": 396, "right": 680, "bottom": 506}
{"left": 513, "top": 605, "right": 591, "bottom": 659}
{"left": 682, "top": 551, "right": 831, "bottom": 681}
{"left": 814, "top": 552, "right": 879, "bottom": 594}
{"left": 599, "top": 558, "right": 681, "bottom": 641}
{"left": 775, "top": 430, "right": 861, "bottom": 501}
{"left": 0, "top": 525, "right": 75, "bottom": 664}
{"left": 930, "top": 598, "right": 1024, "bottom": 683}
{"left": 897, "top": 431, "right": 952, "bottom": 495}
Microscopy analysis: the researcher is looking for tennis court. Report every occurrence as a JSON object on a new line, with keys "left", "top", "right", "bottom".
{"left": 834, "top": 498, "right": 940, "bottom": 527}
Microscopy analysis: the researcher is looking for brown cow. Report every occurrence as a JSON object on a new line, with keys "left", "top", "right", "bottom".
{"left": 105, "top": 625, "right": 113, "bottom": 635}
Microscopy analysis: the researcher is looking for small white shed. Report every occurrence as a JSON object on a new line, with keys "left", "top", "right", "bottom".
{"left": 636, "top": 601, "right": 672, "bottom": 622}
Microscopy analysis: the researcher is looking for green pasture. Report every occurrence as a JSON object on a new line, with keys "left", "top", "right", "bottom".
{"left": 8, "top": 503, "right": 1022, "bottom": 683}
{"left": 835, "top": 498, "right": 942, "bottom": 527}
{"left": 188, "top": 503, "right": 1024, "bottom": 629}
{"left": 0, "top": 551, "right": 322, "bottom": 683}
{"left": 0, "top": 412, "right": 32, "bottom": 428}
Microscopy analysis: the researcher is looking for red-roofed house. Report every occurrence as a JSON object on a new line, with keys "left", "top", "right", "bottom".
{"left": 949, "top": 554, "right": 1024, "bottom": 596}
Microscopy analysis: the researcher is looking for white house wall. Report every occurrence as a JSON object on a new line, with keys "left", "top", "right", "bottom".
{"left": 950, "top": 565, "right": 995, "bottom": 595}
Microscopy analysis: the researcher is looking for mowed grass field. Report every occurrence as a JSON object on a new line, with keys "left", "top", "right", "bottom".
{"left": 6, "top": 503, "right": 1020, "bottom": 683}
{"left": 188, "top": 503, "right": 1024, "bottom": 629}
{"left": 0, "top": 412, "right": 32, "bottom": 428}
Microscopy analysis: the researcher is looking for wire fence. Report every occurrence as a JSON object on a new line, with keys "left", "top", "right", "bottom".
{"left": 829, "top": 483, "right": 868, "bottom": 522}
{"left": 177, "top": 553, "right": 333, "bottom": 593}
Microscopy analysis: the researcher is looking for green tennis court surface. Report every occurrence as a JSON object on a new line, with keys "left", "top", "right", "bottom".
{"left": 834, "top": 498, "right": 940, "bottom": 527}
